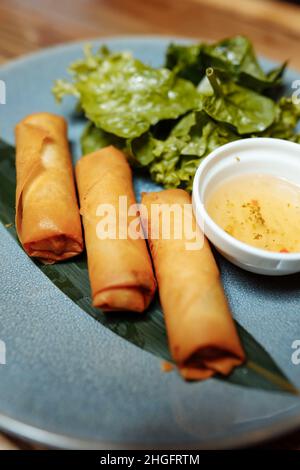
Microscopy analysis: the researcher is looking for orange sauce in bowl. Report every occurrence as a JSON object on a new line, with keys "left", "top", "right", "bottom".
{"left": 206, "top": 173, "right": 300, "bottom": 253}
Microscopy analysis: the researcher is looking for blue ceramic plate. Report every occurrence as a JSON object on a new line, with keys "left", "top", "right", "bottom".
{"left": 0, "top": 36, "right": 300, "bottom": 449}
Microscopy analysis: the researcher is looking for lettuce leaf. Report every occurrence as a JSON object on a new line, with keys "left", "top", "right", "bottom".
{"left": 81, "top": 122, "right": 126, "bottom": 155}
{"left": 54, "top": 40, "right": 300, "bottom": 193}
{"left": 165, "top": 43, "right": 203, "bottom": 85}
{"left": 130, "top": 111, "right": 238, "bottom": 190}
{"left": 203, "top": 68, "right": 276, "bottom": 134}
{"left": 202, "top": 36, "right": 286, "bottom": 92}
{"left": 258, "top": 97, "right": 300, "bottom": 142}
{"left": 166, "top": 36, "right": 286, "bottom": 92}
{"left": 53, "top": 45, "right": 200, "bottom": 139}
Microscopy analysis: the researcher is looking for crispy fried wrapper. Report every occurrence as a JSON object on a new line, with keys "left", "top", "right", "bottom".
{"left": 141, "top": 189, "right": 245, "bottom": 380}
{"left": 76, "top": 146, "right": 156, "bottom": 312}
{"left": 15, "top": 113, "right": 83, "bottom": 263}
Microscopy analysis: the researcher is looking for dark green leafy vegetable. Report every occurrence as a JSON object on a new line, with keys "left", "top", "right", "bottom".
{"left": 53, "top": 45, "right": 200, "bottom": 139}
{"left": 165, "top": 43, "right": 203, "bottom": 85}
{"left": 0, "top": 139, "right": 298, "bottom": 394}
{"left": 258, "top": 97, "right": 300, "bottom": 142}
{"left": 81, "top": 122, "right": 126, "bottom": 155}
{"left": 130, "top": 111, "right": 238, "bottom": 190}
{"left": 130, "top": 131, "right": 186, "bottom": 188}
{"left": 166, "top": 36, "right": 286, "bottom": 92}
{"left": 202, "top": 36, "right": 286, "bottom": 92}
{"left": 54, "top": 37, "right": 300, "bottom": 191}
{"left": 203, "top": 68, "right": 276, "bottom": 134}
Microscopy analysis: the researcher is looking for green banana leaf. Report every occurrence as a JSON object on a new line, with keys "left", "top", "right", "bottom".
{"left": 0, "top": 139, "right": 298, "bottom": 395}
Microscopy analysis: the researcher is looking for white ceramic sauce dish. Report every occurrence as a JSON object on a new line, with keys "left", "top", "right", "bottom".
{"left": 192, "top": 138, "right": 300, "bottom": 275}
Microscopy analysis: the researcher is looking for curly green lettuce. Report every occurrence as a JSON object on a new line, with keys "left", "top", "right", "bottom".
{"left": 54, "top": 38, "right": 300, "bottom": 192}
{"left": 53, "top": 45, "right": 200, "bottom": 139}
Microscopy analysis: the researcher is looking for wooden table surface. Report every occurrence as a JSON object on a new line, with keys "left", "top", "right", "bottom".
{"left": 0, "top": 0, "right": 300, "bottom": 450}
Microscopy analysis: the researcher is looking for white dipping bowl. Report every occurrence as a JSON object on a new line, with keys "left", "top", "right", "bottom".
{"left": 192, "top": 138, "right": 300, "bottom": 275}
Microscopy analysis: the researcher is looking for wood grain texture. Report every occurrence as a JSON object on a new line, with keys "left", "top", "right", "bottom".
{"left": 0, "top": 0, "right": 299, "bottom": 450}
{"left": 1, "top": 0, "right": 300, "bottom": 69}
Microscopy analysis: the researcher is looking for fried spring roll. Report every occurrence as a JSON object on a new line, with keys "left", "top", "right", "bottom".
{"left": 15, "top": 113, "right": 83, "bottom": 263}
{"left": 75, "top": 146, "right": 156, "bottom": 312}
{"left": 141, "top": 189, "right": 245, "bottom": 380}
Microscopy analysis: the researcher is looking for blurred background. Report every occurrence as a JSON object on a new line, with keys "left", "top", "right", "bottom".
{"left": 0, "top": 0, "right": 300, "bottom": 69}
{"left": 1, "top": 0, "right": 300, "bottom": 451}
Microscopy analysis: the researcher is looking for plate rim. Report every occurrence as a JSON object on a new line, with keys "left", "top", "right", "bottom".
{"left": 2, "top": 406, "right": 300, "bottom": 450}
{"left": 0, "top": 34, "right": 197, "bottom": 72}
{"left": 1, "top": 34, "right": 300, "bottom": 450}
{"left": 0, "top": 33, "right": 295, "bottom": 74}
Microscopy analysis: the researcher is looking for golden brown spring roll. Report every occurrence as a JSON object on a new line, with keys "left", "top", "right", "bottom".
{"left": 75, "top": 146, "right": 156, "bottom": 312}
{"left": 141, "top": 189, "right": 245, "bottom": 380}
{"left": 15, "top": 113, "right": 83, "bottom": 263}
